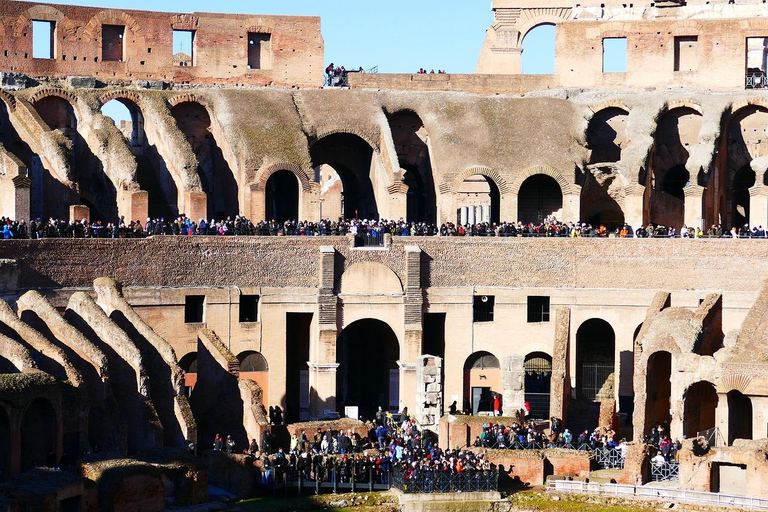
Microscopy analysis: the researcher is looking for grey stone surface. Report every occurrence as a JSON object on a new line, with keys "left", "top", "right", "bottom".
{"left": 0, "top": 72, "right": 29, "bottom": 90}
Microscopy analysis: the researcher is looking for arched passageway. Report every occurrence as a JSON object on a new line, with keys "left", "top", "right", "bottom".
{"left": 683, "top": 381, "right": 718, "bottom": 438}
{"left": 178, "top": 352, "right": 198, "bottom": 396}
{"left": 102, "top": 98, "right": 179, "bottom": 219}
{"left": 265, "top": 170, "right": 300, "bottom": 223}
{"left": 576, "top": 319, "right": 615, "bottom": 400}
{"left": 388, "top": 110, "right": 436, "bottom": 223}
{"left": 456, "top": 175, "right": 500, "bottom": 224}
{"left": 171, "top": 101, "right": 238, "bottom": 219}
{"left": 237, "top": 350, "right": 269, "bottom": 405}
{"left": 728, "top": 390, "right": 753, "bottom": 445}
{"left": 21, "top": 397, "right": 57, "bottom": 471}
{"left": 463, "top": 351, "right": 501, "bottom": 415}
{"left": 645, "top": 351, "right": 672, "bottom": 430}
{"left": 518, "top": 174, "right": 563, "bottom": 224}
{"left": 587, "top": 107, "right": 629, "bottom": 164}
{"left": 35, "top": 96, "right": 117, "bottom": 221}
{"left": 732, "top": 165, "right": 756, "bottom": 230}
{"left": 524, "top": 352, "right": 552, "bottom": 419}
{"left": 337, "top": 319, "right": 399, "bottom": 419}
{"left": 311, "top": 133, "right": 378, "bottom": 220}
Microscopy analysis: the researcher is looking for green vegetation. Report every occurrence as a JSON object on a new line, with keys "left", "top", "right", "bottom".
{"left": 236, "top": 491, "right": 398, "bottom": 512}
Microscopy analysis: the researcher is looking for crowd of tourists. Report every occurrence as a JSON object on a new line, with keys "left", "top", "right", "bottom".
{"left": 6, "top": 214, "right": 768, "bottom": 240}
{"left": 644, "top": 424, "right": 683, "bottom": 465}
{"left": 417, "top": 68, "right": 447, "bottom": 74}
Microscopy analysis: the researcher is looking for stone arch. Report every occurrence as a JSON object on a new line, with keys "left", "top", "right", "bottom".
{"left": 168, "top": 93, "right": 210, "bottom": 109}
{"left": 453, "top": 166, "right": 511, "bottom": 194}
{"left": 682, "top": 380, "right": 718, "bottom": 438}
{"left": 0, "top": 90, "right": 15, "bottom": 112}
{"left": 314, "top": 128, "right": 380, "bottom": 152}
{"left": 29, "top": 87, "right": 78, "bottom": 107}
{"left": 588, "top": 101, "right": 631, "bottom": 117}
{"left": 451, "top": 166, "right": 506, "bottom": 224}
{"left": 338, "top": 262, "right": 403, "bottom": 295}
{"left": 81, "top": 9, "right": 145, "bottom": 43}
{"left": 671, "top": 20, "right": 704, "bottom": 36}
{"left": 21, "top": 396, "right": 58, "bottom": 471}
{"left": 98, "top": 90, "right": 143, "bottom": 108}
{"left": 730, "top": 98, "right": 768, "bottom": 113}
{"left": 510, "top": 165, "right": 576, "bottom": 195}
{"left": 463, "top": 351, "right": 501, "bottom": 415}
{"left": 662, "top": 100, "right": 703, "bottom": 116}
{"left": 252, "top": 162, "right": 312, "bottom": 192}
{"left": 517, "top": 16, "right": 568, "bottom": 47}
{"left": 13, "top": 5, "right": 73, "bottom": 37}
{"left": 719, "top": 374, "right": 752, "bottom": 395}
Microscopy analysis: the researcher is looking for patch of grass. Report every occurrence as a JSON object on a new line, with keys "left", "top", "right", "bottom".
{"left": 509, "top": 491, "right": 658, "bottom": 512}
{"left": 235, "top": 491, "right": 397, "bottom": 512}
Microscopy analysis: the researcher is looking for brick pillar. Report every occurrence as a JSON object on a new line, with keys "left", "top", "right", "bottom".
{"left": 69, "top": 204, "right": 90, "bottom": 223}
{"left": 402, "top": 246, "right": 423, "bottom": 415}
{"left": 562, "top": 190, "right": 581, "bottom": 223}
{"left": 683, "top": 184, "right": 705, "bottom": 231}
{"left": 117, "top": 188, "right": 148, "bottom": 223}
{"left": 502, "top": 355, "right": 525, "bottom": 417}
{"left": 310, "top": 246, "right": 338, "bottom": 419}
{"left": 549, "top": 307, "right": 571, "bottom": 424}
{"left": 416, "top": 355, "right": 443, "bottom": 433}
{"left": 185, "top": 191, "right": 208, "bottom": 221}
{"left": 387, "top": 182, "right": 408, "bottom": 222}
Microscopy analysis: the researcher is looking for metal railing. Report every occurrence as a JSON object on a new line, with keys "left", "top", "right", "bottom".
{"left": 746, "top": 73, "right": 767, "bottom": 89}
{"left": 696, "top": 427, "right": 724, "bottom": 447}
{"left": 651, "top": 461, "right": 679, "bottom": 482}
{"left": 594, "top": 447, "right": 625, "bottom": 469}
{"left": 391, "top": 469, "right": 498, "bottom": 493}
{"left": 354, "top": 231, "right": 385, "bottom": 247}
{"left": 548, "top": 480, "right": 768, "bottom": 510}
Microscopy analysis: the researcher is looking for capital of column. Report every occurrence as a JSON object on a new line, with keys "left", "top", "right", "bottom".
{"left": 307, "top": 362, "right": 340, "bottom": 373}
{"left": 397, "top": 361, "right": 418, "bottom": 372}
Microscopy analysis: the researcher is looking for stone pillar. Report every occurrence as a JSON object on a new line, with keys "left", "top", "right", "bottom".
{"left": 69, "top": 204, "right": 90, "bottom": 223}
{"left": 502, "top": 355, "right": 525, "bottom": 417}
{"left": 562, "top": 191, "right": 581, "bottom": 223}
{"left": 310, "top": 246, "right": 339, "bottom": 419}
{"left": 683, "top": 184, "right": 705, "bottom": 231}
{"left": 749, "top": 185, "right": 768, "bottom": 230}
{"left": 476, "top": 205, "right": 484, "bottom": 224}
{"left": 416, "top": 355, "right": 443, "bottom": 433}
{"left": 549, "top": 307, "right": 571, "bottom": 424}
{"left": 490, "top": 35, "right": 522, "bottom": 74}
{"left": 402, "top": 246, "right": 423, "bottom": 414}
{"left": 715, "top": 392, "right": 729, "bottom": 446}
{"left": 117, "top": 188, "right": 148, "bottom": 223}
{"left": 460, "top": 206, "right": 468, "bottom": 225}
{"left": 623, "top": 184, "right": 646, "bottom": 232}
{"left": 386, "top": 182, "right": 408, "bottom": 222}
{"left": 467, "top": 205, "right": 475, "bottom": 225}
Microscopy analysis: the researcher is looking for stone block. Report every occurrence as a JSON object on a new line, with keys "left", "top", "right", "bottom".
{"left": 68, "top": 76, "right": 97, "bottom": 89}
{"left": 135, "top": 79, "right": 167, "bottom": 90}
{"left": 0, "top": 72, "right": 29, "bottom": 91}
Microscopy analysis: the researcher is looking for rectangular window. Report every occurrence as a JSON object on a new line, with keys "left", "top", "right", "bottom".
{"left": 247, "top": 33, "right": 271, "bottom": 70}
{"left": 527, "top": 296, "right": 550, "bottom": 323}
{"left": 239, "top": 295, "right": 259, "bottom": 323}
{"left": 473, "top": 295, "right": 495, "bottom": 322}
{"left": 32, "top": 20, "right": 55, "bottom": 59}
{"left": 184, "top": 295, "right": 205, "bottom": 323}
{"left": 602, "top": 37, "right": 627, "bottom": 73}
{"left": 173, "top": 30, "right": 194, "bottom": 67}
{"left": 102, "top": 25, "right": 125, "bottom": 62}
{"left": 674, "top": 36, "right": 698, "bottom": 72}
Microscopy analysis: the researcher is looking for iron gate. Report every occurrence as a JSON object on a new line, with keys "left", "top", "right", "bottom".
{"left": 579, "top": 363, "right": 614, "bottom": 400}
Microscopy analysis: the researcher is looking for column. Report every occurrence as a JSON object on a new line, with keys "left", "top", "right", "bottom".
{"left": 549, "top": 307, "right": 571, "bottom": 424}
{"left": 415, "top": 355, "right": 443, "bottom": 432}
{"left": 308, "top": 361, "right": 339, "bottom": 417}
{"left": 460, "top": 206, "right": 468, "bottom": 225}
{"left": 683, "top": 184, "right": 705, "bottom": 231}
{"left": 467, "top": 205, "right": 475, "bottom": 225}
{"left": 749, "top": 185, "right": 768, "bottom": 230}
{"left": 475, "top": 205, "right": 484, "bottom": 224}
{"left": 562, "top": 189, "right": 581, "bottom": 223}
{"left": 623, "top": 184, "right": 646, "bottom": 232}
{"left": 402, "top": 246, "right": 423, "bottom": 415}
{"left": 310, "top": 246, "right": 339, "bottom": 419}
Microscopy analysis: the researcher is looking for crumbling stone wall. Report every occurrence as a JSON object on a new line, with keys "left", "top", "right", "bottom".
{"left": 415, "top": 355, "right": 442, "bottom": 432}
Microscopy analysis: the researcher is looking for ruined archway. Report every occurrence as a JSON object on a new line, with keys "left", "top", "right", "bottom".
{"left": 732, "top": 164, "right": 756, "bottom": 230}
{"left": 727, "top": 390, "right": 753, "bottom": 445}
{"left": 521, "top": 24, "right": 555, "bottom": 74}
{"left": 171, "top": 101, "right": 238, "bottom": 219}
{"left": 388, "top": 110, "right": 436, "bottom": 223}
{"left": 337, "top": 319, "right": 399, "bottom": 419}
{"left": 456, "top": 174, "right": 501, "bottom": 224}
{"left": 518, "top": 174, "right": 563, "bottom": 224}
{"left": 237, "top": 350, "right": 269, "bottom": 406}
{"left": 587, "top": 107, "right": 629, "bottom": 164}
{"left": 647, "top": 107, "right": 701, "bottom": 230}
{"left": 524, "top": 352, "right": 552, "bottom": 419}
{"left": 102, "top": 97, "right": 179, "bottom": 219}
{"left": 265, "top": 169, "right": 299, "bottom": 223}
{"left": 576, "top": 319, "right": 615, "bottom": 400}
{"left": 645, "top": 351, "right": 672, "bottom": 431}
{"left": 34, "top": 95, "right": 117, "bottom": 221}
{"left": 463, "top": 351, "right": 501, "bottom": 415}
{"left": 178, "top": 352, "right": 197, "bottom": 396}
{"left": 21, "top": 397, "right": 57, "bottom": 471}
{"left": 310, "top": 133, "right": 378, "bottom": 220}
{"left": 683, "top": 381, "right": 718, "bottom": 438}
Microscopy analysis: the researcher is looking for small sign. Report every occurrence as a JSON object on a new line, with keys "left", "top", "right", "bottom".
{"left": 345, "top": 406, "right": 359, "bottom": 420}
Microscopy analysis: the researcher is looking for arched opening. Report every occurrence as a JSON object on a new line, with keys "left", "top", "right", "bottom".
{"left": 310, "top": 133, "right": 378, "bottom": 220}
{"left": 576, "top": 319, "right": 615, "bottom": 400}
{"left": 102, "top": 98, "right": 179, "bottom": 219}
{"left": 265, "top": 170, "right": 300, "bottom": 223}
{"left": 645, "top": 351, "right": 672, "bottom": 431}
{"left": 648, "top": 107, "right": 701, "bottom": 229}
{"left": 524, "top": 352, "right": 552, "bottom": 419}
{"left": 581, "top": 169, "right": 625, "bottom": 232}
{"left": 35, "top": 96, "right": 117, "bottom": 222}
{"left": 725, "top": 105, "right": 768, "bottom": 229}
{"left": 388, "top": 110, "right": 437, "bottom": 223}
{"left": 727, "top": 390, "right": 753, "bottom": 445}
{"left": 518, "top": 174, "right": 563, "bottom": 224}
{"left": 683, "top": 381, "right": 718, "bottom": 438}
{"left": 456, "top": 175, "right": 501, "bottom": 225}
{"left": 463, "top": 352, "right": 501, "bottom": 415}
{"left": 0, "top": 406, "right": 9, "bottom": 479}
{"left": 521, "top": 24, "right": 555, "bottom": 75}
{"left": 237, "top": 350, "right": 269, "bottom": 406}
{"left": 171, "top": 101, "right": 238, "bottom": 219}
{"left": 732, "top": 165, "right": 756, "bottom": 229}
{"left": 587, "top": 107, "right": 629, "bottom": 164}
{"left": 316, "top": 164, "right": 344, "bottom": 219}
{"left": 21, "top": 397, "right": 57, "bottom": 471}
{"left": 337, "top": 319, "right": 399, "bottom": 419}
{"left": 178, "top": 352, "right": 198, "bottom": 396}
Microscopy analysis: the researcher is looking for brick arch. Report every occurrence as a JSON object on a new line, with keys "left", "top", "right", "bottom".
{"left": 450, "top": 166, "right": 511, "bottom": 194}
{"left": 730, "top": 98, "right": 768, "bottom": 114}
{"left": 13, "top": 5, "right": 73, "bottom": 38}
{"left": 168, "top": 93, "right": 210, "bottom": 109}
{"left": 518, "top": 18, "right": 564, "bottom": 47}
{"left": 98, "top": 90, "right": 143, "bottom": 108}
{"left": 509, "top": 165, "right": 576, "bottom": 195}
{"left": 0, "top": 90, "right": 16, "bottom": 112}
{"left": 29, "top": 87, "right": 78, "bottom": 106}
{"left": 252, "top": 162, "right": 313, "bottom": 192}
{"left": 588, "top": 101, "right": 630, "bottom": 117}
{"left": 81, "top": 9, "right": 145, "bottom": 44}
{"left": 598, "top": 21, "right": 633, "bottom": 39}
{"left": 245, "top": 23, "right": 276, "bottom": 34}
{"left": 719, "top": 374, "right": 752, "bottom": 395}
{"left": 662, "top": 100, "right": 703, "bottom": 116}
{"left": 638, "top": 339, "right": 682, "bottom": 369}
{"left": 313, "top": 128, "right": 379, "bottom": 151}
{"left": 671, "top": 20, "right": 704, "bottom": 36}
